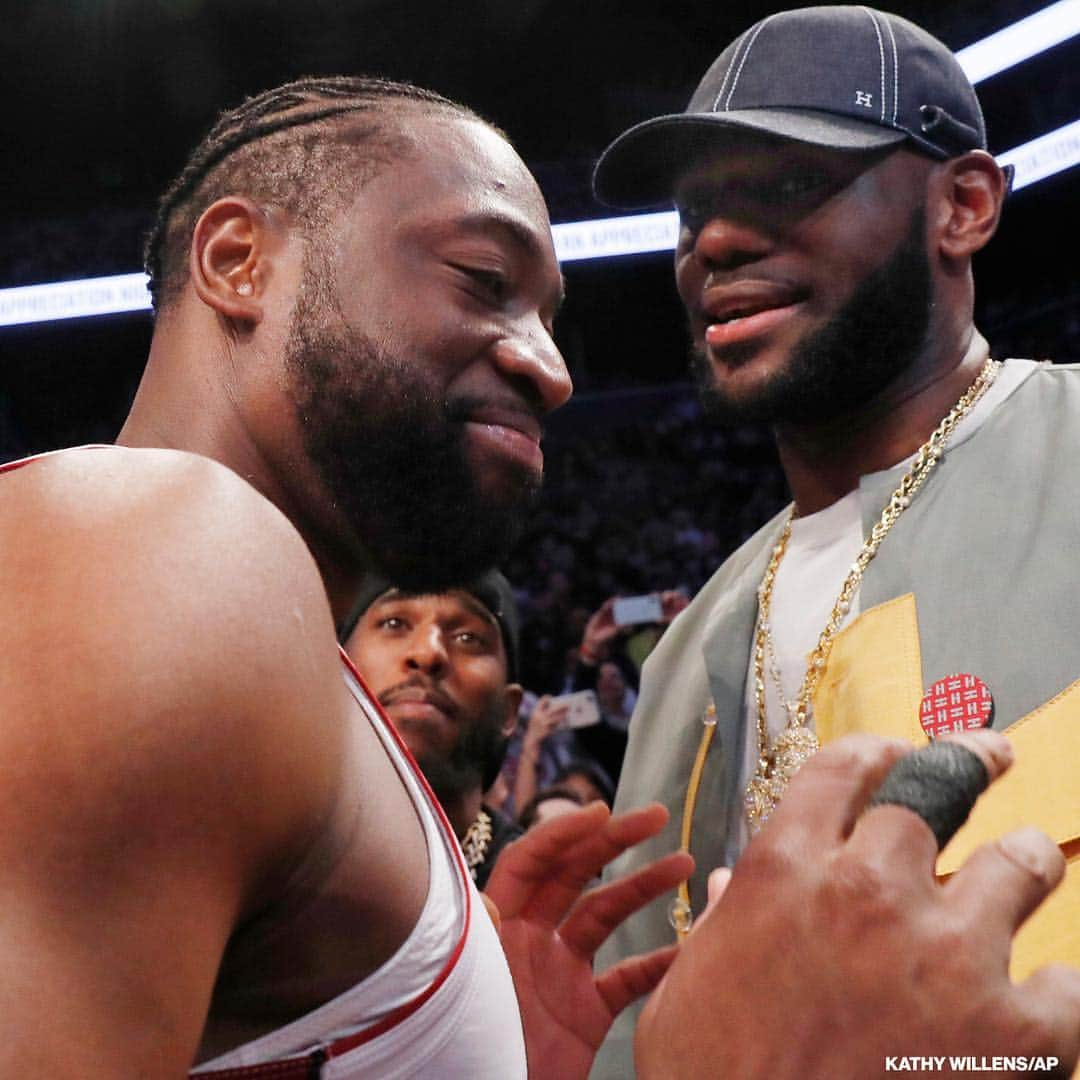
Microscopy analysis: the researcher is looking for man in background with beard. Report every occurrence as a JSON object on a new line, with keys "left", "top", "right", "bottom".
{"left": 1, "top": 72, "right": 1076, "bottom": 1080}
{"left": 344, "top": 571, "right": 525, "bottom": 888}
{"left": 591, "top": 7, "right": 1080, "bottom": 1076}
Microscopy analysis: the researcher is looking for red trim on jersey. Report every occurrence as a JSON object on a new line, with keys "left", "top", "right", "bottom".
{"left": 3, "top": 446, "right": 476, "bottom": 1079}
{"left": 188, "top": 1057, "right": 324, "bottom": 1080}
{"left": 323, "top": 648, "right": 473, "bottom": 1057}
{"left": 0, "top": 444, "right": 113, "bottom": 474}
{"left": 193, "top": 651, "right": 474, "bottom": 1077}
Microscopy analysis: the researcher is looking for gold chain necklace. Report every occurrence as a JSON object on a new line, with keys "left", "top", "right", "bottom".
{"left": 744, "top": 358, "right": 1001, "bottom": 833}
{"left": 461, "top": 808, "right": 493, "bottom": 881}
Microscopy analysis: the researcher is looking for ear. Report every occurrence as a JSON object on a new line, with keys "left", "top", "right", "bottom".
{"left": 933, "top": 151, "right": 1007, "bottom": 261}
{"left": 502, "top": 683, "right": 524, "bottom": 738}
{"left": 189, "top": 197, "right": 276, "bottom": 324}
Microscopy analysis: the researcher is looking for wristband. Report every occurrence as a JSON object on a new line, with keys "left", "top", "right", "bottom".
{"left": 868, "top": 741, "right": 990, "bottom": 850}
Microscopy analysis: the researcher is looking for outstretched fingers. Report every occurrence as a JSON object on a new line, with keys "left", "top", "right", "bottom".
{"left": 484, "top": 802, "right": 672, "bottom": 926}
{"left": 945, "top": 827, "right": 1066, "bottom": 945}
{"left": 557, "top": 850, "right": 694, "bottom": 958}
{"left": 485, "top": 801, "right": 611, "bottom": 918}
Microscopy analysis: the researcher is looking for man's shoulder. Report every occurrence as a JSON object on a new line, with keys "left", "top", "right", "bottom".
{"left": 983, "top": 360, "right": 1080, "bottom": 438}
{"left": 1, "top": 444, "right": 323, "bottom": 617}
{"left": 0, "top": 443, "right": 349, "bottom": 912}
{"left": 1021, "top": 358, "right": 1080, "bottom": 373}
{"left": 3, "top": 443, "right": 292, "bottom": 535}
{"left": 1, "top": 440, "right": 344, "bottom": 714}
{"left": 1007, "top": 358, "right": 1080, "bottom": 392}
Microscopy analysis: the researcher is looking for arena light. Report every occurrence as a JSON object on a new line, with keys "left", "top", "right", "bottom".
{"left": 2, "top": 1, "right": 1078, "bottom": 328}
{"left": 552, "top": 212, "right": 679, "bottom": 263}
{"left": 0, "top": 272, "right": 153, "bottom": 329}
{"left": 955, "top": 0, "right": 1080, "bottom": 83}
{"left": 998, "top": 117, "right": 1080, "bottom": 191}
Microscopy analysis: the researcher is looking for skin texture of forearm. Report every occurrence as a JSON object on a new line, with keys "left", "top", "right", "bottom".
{"left": 513, "top": 744, "right": 543, "bottom": 814}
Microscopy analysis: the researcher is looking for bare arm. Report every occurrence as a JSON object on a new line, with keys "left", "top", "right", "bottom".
{"left": 0, "top": 448, "right": 351, "bottom": 1076}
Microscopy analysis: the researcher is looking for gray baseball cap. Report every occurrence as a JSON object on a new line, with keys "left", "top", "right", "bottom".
{"left": 594, "top": 5, "right": 993, "bottom": 209}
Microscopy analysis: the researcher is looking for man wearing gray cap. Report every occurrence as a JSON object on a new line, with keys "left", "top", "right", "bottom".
{"left": 591, "top": 6, "right": 1080, "bottom": 1075}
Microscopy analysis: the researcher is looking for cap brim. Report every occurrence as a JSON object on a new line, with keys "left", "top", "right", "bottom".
{"left": 593, "top": 109, "right": 908, "bottom": 209}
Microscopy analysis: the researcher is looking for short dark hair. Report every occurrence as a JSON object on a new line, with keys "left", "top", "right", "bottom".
{"left": 143, "top": 76, "right": 495, "bottom": 313}
{"left": 553, "top": 759, "right": 615, "bottom": 805}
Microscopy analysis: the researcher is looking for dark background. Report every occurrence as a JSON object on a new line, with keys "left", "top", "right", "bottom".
{"left": 1, "top": 0, "right": 1076, "bottom": 459}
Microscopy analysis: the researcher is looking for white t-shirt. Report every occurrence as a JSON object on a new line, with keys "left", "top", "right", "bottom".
{"left": 733, "top": 359, "right": 1038, "bottom": 851}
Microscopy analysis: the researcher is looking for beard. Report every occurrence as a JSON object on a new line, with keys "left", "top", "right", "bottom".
{"left": 285, "top": 292, "right": 538, "bottom": 593}
{"left": 408, "top": 693, "right": 511, "bottom": 805}
{"left": 692, "top": 205, "right": 933, "bottom": 426}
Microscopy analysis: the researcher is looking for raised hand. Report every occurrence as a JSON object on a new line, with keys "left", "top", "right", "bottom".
{"left": 581, "top": 592, "right": 689, "bottom": 667}
{"left": 524, "top": 695, "right": 569, "bottom": 750}
{"left": 484, "top": 802, "right": 693, "bottom": 1080}
{"left": 580, "top": 597, "right": 622, "bottom": 664}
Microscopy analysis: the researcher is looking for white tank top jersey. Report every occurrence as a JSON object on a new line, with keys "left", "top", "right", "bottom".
{"left": 0, "top": 448, "right": 527, "bottom": 1079}
{"left": 194, "top": 656, "right": 528, "bottom": 1079}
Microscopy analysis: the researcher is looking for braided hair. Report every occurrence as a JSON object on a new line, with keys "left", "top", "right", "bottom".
{"left": 143, "top": 76, "right": 492, "bottom": 313}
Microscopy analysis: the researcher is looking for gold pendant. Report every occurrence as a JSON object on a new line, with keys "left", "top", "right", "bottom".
{"left": 773, "top": 724, "right": 820, "bottom": 780}
{"left": 744, "top": 726, "right": 820, "bottom": 833}
{"left": 744, "top": 771, "right": 774, "bottom": 831}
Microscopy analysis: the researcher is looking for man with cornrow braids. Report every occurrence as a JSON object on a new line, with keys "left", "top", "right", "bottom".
{"left": 144, "top": 78, "right": 466, "bottom": 313}
{"left": 4, "top": 76, "right": 690, "bottom": 1079}
{"left": 0, "top": 75, "right": 1072, "bottom": 1079}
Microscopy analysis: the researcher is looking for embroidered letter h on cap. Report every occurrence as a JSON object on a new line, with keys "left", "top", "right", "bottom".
{"left": 594, "top": 5, "right": 991, "bottom": 209}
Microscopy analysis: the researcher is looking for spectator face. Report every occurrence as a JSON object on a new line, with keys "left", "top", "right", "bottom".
{"left": 596, "top": 661, "right": 628, "bottom": 714}
{"left": 530, "top": 795, "right": 584, "bottom": 827}
{"left": 348, "top": 590, "right": 523, "bottom": 800}
{"left": 558, "top": 771, "right": 610, "bottom": 807}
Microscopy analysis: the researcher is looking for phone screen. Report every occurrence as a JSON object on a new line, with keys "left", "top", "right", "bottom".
{"left": 612, "top": 594, "right": 663, "bottom": 627}
{"left": 549, "top": 690, "right": 601, "bottom": 728}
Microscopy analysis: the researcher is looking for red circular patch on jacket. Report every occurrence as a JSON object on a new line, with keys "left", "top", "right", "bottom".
{"left": 919, "top": 673, "right": 994, "bottom": 740}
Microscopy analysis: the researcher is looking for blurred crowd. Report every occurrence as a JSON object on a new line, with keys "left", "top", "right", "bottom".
{"left": 506, "top": 396, "right": 789, "bottom": 693}
{"left": 484, "top": 395, "right": 790, "bottom": 821}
